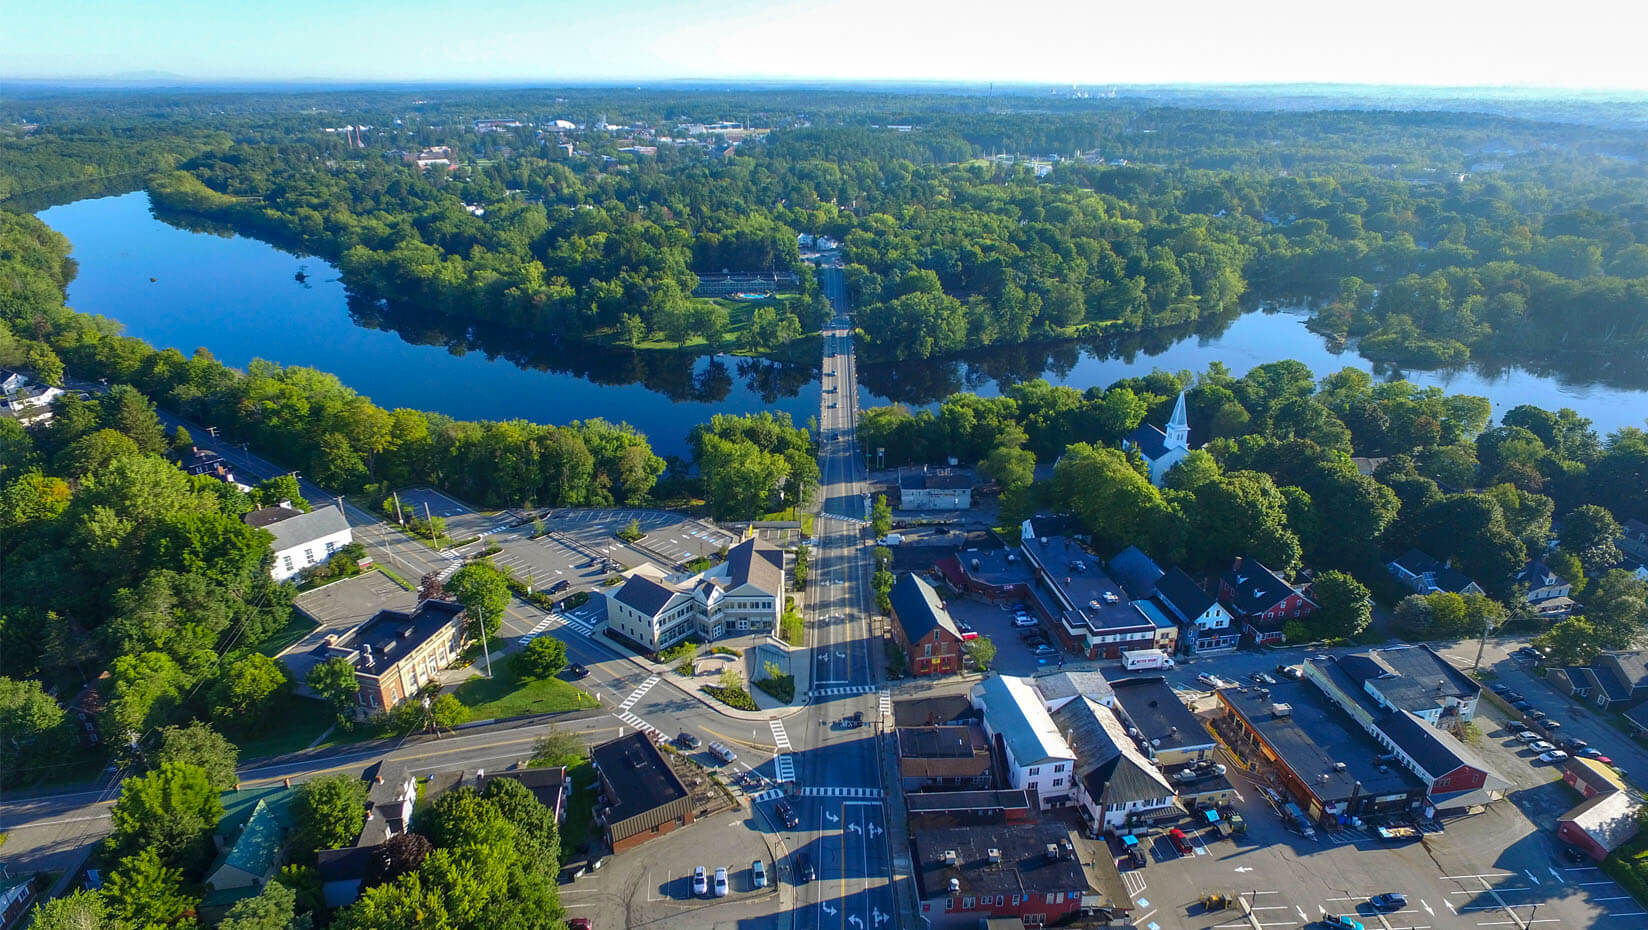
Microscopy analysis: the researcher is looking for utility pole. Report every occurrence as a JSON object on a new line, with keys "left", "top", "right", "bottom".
{"left": 1472, "top": 611, "right": 1498, "bottom": 669}
{"left": 393, "top": 490, "right": 404, "bottom": 525}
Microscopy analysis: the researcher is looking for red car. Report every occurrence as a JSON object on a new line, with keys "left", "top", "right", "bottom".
{"left": 569, "top": 920, "right": 592, "bottom": 930}
{"left": 1168, "top": 828, "right": 1194, "bottom": 855}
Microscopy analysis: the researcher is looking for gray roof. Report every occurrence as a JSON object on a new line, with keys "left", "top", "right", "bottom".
{"left": 1220, "top": 680, "right": 1423, "bottom": 799}
{"left": 1220, "top": 559, "right": 1309, "bottom": 616}
{"left": 904, "top": 789, "right": 1030, "bottom": 814}
{"left": 1380, "top": 710, "right": 1497, "bottom": 782}
{"left": 1154, "top": 567, "right": 1217, "bottom": 623}
{"left": 1109, "top": 676, "right": 1213, "bottom": 753}
{"left": 244, "top": 504, "right": 351, "bottom": 552}
{"left": 889, "top": 573, "right": 961, "bottom": 645}
{"left": 1562, "top": 791, "right": 1642, "bottom": 852}
{"left": 1125, "top": 423, "right": 1170, "bottom": 461}
{"left": 1050, "top": 697, "right": 1174, "bottom": 806}
{"left": 1032, "top": 670, "right": 1115, "bottom": 708}
{"left": 611, "top": 575, "right": 677, "bottom": 617}
{"left": 591, "top": 732, "right": 688, "bottom": 823}
{"left": 725, "top": 537, "right": 783, "bottom": 594}
{"left": 1108, "top": 546, "right": 1165, "bottom": 599}
{"left": 973, "top": 675, "right": 1073, "bottom": 767}
{"left": 1602, "top": 651, "right": 1648, "bottom": 690}
{"left": 913, "top": 823, "right": 1093, "bottom": 902}
{"left": 899, "top": 466, "right": 972, "bottom": 490}
{"left": 341, "top": 600, "right": 465, "bottom": 676}
{"left": 1343, "top": 645, "right": 1480, "bottom": 713}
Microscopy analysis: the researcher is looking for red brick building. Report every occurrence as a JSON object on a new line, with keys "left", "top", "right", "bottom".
{"left": 1219, "top": 557, "right": 1315, "bottom": 645}
{"left": 890, "top": 574, "right": 965, "bottom": 677}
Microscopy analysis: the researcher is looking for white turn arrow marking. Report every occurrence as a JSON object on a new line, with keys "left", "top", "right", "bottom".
{"left": 873, "top": 908, "right": 888, "bottom": 926}
{"left": 825, "top": 811, "right": 840, "bottom": 824}
{"left": 1233, "top": 867, "right": 1254, "bottom": 873}
{"left": 837, "top": 650, "right": 846, "bottom": 658}
{"left": 1420, "top": 899, "right": 1434, "bottom": 916}
{"left": 1548, "top": 868, "right": 1564, "bottom": 884}
{"left": 869, "top": 823, "right": 883, "bottom": 837}
{"left": 848, "top": 822, "right": 863, "bottom": 834}
{"left": 848, "top": 917, "right": 864, "bottom": 929}
{"left": 822, "top": 903, "right": 837, "bottom": 916}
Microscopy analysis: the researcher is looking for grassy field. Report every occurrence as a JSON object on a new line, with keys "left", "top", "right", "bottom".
{"left": 621, "top": 295, "right": 802, "bottom": 353}
{"left": 232, "top": 694, "right": 338, "bottom": 761}
{"left": 258, "top": 614, "right": 320, "bottom": 657}
{"left": 451, "top": 665, "right": 600, "bottom": 721}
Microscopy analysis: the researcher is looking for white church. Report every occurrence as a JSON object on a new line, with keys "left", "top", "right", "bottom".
{"left": 1122, "top": 391, "right": 1193, "bottom": 486}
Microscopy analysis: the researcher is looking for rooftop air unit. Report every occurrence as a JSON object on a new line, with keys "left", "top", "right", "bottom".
{"left": 943, "top": 850, "right": 958, "bottom": 867}
{"left": 986, "top": 848, "right": 1002, "bottom": 864}
{"left": 1272, "top": 702, "right": 1293, "bottom": 718}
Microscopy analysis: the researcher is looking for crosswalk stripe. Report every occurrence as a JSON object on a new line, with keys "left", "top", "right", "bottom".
{"left": 774, "top": 754, "right": 795, "bottom": 782}
{"left": 809, "top": 685, "right": 877, "bottom": 697}
{"left": 769, "top": 719, "right": 792, "bottom": 751}
{"left": 878, "top": 690, "right": 892, "bottom": 717}
{"left": 799, "top": 786, "right": 883, "bottom": 799}
{"left": 619, "top": 675, "right": 661, "bottom": 710}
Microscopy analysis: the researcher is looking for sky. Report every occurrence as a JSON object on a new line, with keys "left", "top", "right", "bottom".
{"left": 6, "top": 0, "right": 1648, "bottom": 90}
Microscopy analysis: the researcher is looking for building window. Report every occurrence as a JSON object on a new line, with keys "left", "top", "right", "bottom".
{"left": 325, "top": 540, "right": 337, "bottom": 555}
{"left": 1028, "top": 766, "right": 1041, "bottom": 776}
{"left": 1051, "top": 777, "right": 1063, "bottom": 787}
{"left": 1054, "top": 763, "right": 1065, "bottom": 773}
{"left": 282, "top": 555, "right": 295, "bottom": 573}
{"left": 962, "top": 897, "right": 975, "bottom": 909}
{"left": 304, "top": 548, "right": 316, "bottom": 565}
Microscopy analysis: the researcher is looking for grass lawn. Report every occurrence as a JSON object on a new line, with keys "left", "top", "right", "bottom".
{"left": 231, "top": 694, "right": 339, "bottom": 761}
{"left": 622, "top": 295, "right": 797, "bottom": 353}
{"left": 558, "top": 760, "right": 599, "bottom": 864}
{"left": 258, "top": 613, "right": 320, "bottom": 657}
{"left": 451, "top": 665, "right": 599, "bottom": 721}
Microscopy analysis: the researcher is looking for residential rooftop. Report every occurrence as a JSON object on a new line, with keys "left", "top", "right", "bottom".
{"left": 973, "top": 675, "right": 1074, "bottom": 766}
{"left": 889, "top": 573, "right": 962, "bottom": 644}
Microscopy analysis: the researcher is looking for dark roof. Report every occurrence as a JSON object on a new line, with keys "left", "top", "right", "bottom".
{"left": 900, "top": 466, "right": 972, "bottom": 490}
{"left": 1049, "top": 698, "right": 1174, "bottom": 806}
{"left": 179, "top": 447, "right": 226, "bottom": 475}
{"left": 316, "top": 846, "right": 378, "bottom": 884}
{"left": 1124, "top": 423, "right": 1170, "bottom": 461}
{"left": 1593, "top": 663, "right": 1635, "bottom": 701}
{"left": 1108, "top": 546, "right": 1165, "bottom": 599}
{"left": 1154, "top": 567, "right": 1217, "bottom": 623}
{"left": 1343, "top": 645, "right": 1480, "bottom": 713}
{"left": 1220, "top": 680, "right": 1423, "bottom": 799}
{"left": 477, "top": 766, "right": 568, "bottom": 813}
{"left": 904, "top": 790, "right": 1031, "bottom": 814}
{"left": 1602, "top": 651, "right": 1648, "bottom": 690}
{"left": 1624, "top": 701, "right": 1648, "bottom": 731}
{"left": 898, "top": 726, "right": 985, "bottom": 760}
{"left": 892, "top": 695, "right": 978, "bottom": 728}
{"left": 611, "top": 575, "right": 676, "bottom": 617}
{"left": 1434, "top": 566, "right": 1481, "bottom": 594}
{"left": 1517, "top": 560, "right": 1565, "bottom": 588}
{"left": 1390, "top": 548, "right": 1445, "bottom": 575}
{"left": 1108, "top": 676, "right": 1213, "bottom": 753}
{"left": 889, "top": 573, "right": 961, "bottom": 645}
{"left": 1379, "top": 710, "right": 1489, "bottom": 780}
{"left": 1219, "top": 559, "right": 1308, "bottom": 615}
{"left": 1023, "top": 536, "right": 1151, "bottom": 633}
{"left": 724, "top": 537, "right": 783, "bottom": 594}
{"left": 344, "top": 600, "right": 465, "bottom": 675}
{"left": 914, "top": 823, "right": 1092, "bottom": 902}
{"left": 590, "top": 732, "right": 688, "bottom": 824}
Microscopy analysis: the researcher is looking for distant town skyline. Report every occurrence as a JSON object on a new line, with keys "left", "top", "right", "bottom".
{"left": 7, "top": 0, "right": 1648, "bottom": 91}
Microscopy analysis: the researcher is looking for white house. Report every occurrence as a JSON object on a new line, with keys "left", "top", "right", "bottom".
{"left": 604, "top": 538, "right": 783, "bottom": 650}
{"left": 245, "top": 503, "right": 354, "bottom": 581}
{"left": 971, "top": 675, "right": 1077, "bottom": 808}
{"left": 1153, "top": 566, "right": 1236, "bottom": 653}
{"left": 0, "top": 369, "right": 26, "bottom": 395}
{"left": 1051, "top": 696, "right": 1179, "bottom": 829}
{"left": 897, "top": 466, "right": 973, "bottom": 510}
{"left": 1122, "top": 392, "right": 1192, "bottom": 487}
{"left": 1517, "top": 560, "right": 1572, "bottom": 604}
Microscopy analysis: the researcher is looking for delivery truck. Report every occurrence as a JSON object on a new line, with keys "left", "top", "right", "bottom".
{"left": 1122, "top": 649, "right": 1176, "bottom": 671}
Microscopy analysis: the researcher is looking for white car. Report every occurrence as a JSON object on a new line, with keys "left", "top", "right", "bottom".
{"left": 1540, "top": 750, "right": 1570, "bottom": 764}
{"left": 1529, "top": 741, "right": 1556, "bottom": 753}
{"left": 713, "top": 867, "right": 729, "bottom": 897}
{"left": 1516, "top": 731, "right": 1541, "bottom": 743}
{"left": 1198, "top": 673, "right": 1231, "bottom": 689}
{"left": 1012, "top": 614, "right": 1038, "bottom": 628}
{"left": 692, "top": 866, "right": 708, "bottom": 897}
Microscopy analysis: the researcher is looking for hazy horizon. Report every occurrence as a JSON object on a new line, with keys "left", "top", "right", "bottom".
{"left": 7, "top": 0, "right": 1647, "bottom": 91}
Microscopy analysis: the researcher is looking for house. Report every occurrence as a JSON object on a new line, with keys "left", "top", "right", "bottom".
{"left": 1517, "top": 560, "right": 1572, "bottom": 607}
{"left": 0, "top": 876, "right": 38, "bottom": 929}
{"left": 898, "top": 466, "right": 973, "bottom": 510}
{"left": 604, "top": 538, "right": 783, "bottom": 651}
{"left": 1018, "top": 531, "right": 1178, "bottom": 659}
{"left": 0, "top": 369, "right": 25, "bottom": 395}
{"left": 179, "top": 446, "right": 252, "bottom": 491}
{"left": 1051, "top": 697, "right": 1178, "bottom": 830}
{"left": 357, "top": 767, "right": 418, "bottom": 846}
{"left": 1618, "top": 518, "right": 1648, "bottom": 563}
{"left": 205, "top": 789, "right": 294, "bottom": 892}
{"left": 1, "top": 381, "right": 61, "bottom": 411}
{"left": 897, "top": 725, "right": 993, "bottom": 791}
{"left": 1122, "top": 391, "right": 1193, "bottom": 487}
{"left": 1387, "top": 548, "right": 1485, "bottom": 597}
{"left": 478, "top": 766, "right": 569, "bottom": 822}
{"left": 410, "top": 146, "right": 454, "bottom": 170}
{"left": 1557, "top": 791, "right": 1641, "bottom": 862}
{"left": 971, "top": 675, "right": 1077, "bottom": 808}
{"left": 1153, "top": 567, "right": 1237, "bottom": 653}
{"left": 889, "top": 573, "right": 965, "bottom": 676}
{"left": 1551, "top": 650, "right": 1648, "bottom": 712}
{"left": 1218, "top": 557, "right": 1316, "bottom": 644}
{"left": 1107, "top": 675, "right": 1217, "bottom": 766}
{"left": 245, "top": 503, "right": 354, "bottom": 582}
{"left": 306, "top": 599, "right": 468, "bottom": 712}
{"left": 913, "top": 823, "right": 1119, "bottom": 924}
{"left": 590, "top": 732, "right": 694, "bottom": 853}
{"left": 1327, "top": 645, "right": 1481, "bottom": 724}
{"left": 1565, "top": 757, "right": 1629, "bottom": 799}
{"left": 317, "top": 846, "right": 380, "bottom": 909}
{"left": 1107, "top": 546, "right": 1164, "bottom": 599}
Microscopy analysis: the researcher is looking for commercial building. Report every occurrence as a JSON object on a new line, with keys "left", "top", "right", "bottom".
{"left": 897, "top": 725, "right": 994, "bottom": 791}
{"left": 307, "top": 599, "right": 468, "bottom": 712}
{"left": 1327, "top": 645, "right": 1481, "bottom": 724}
{"left": 1218, "top": 557, "right": 1315, "bottom": 645}
{"left": 898, "top": 466, "right": 973, "bottom": 510}
{"left": 605, "top": 538, "right": 783, "bottom": 651}
{"left": 936, "top": 546, "right": 1033, "bottom": 601}
{"left": 1108, "top": 675, "right": 1217, "bottom": 766}
{"left": 889, "top": 573, "right": 965, "bottom": 677}
{"left": 1052, "top": 696, "right": 1178, "bottom": 830}
{"left": 905, "top": 790, "right": 1033, "bottom": 827}
{"left": 591, "top": 732, "right": 694, "bottom": 853}
{"left": 1565, "top": 757, "right": 1629, "bottom": 800}
{"left": 972, "top": 675, "right": 1077, "bottom": 808}
{"left": 913, "top": 823, "right": 1117, "bottom": 925}
{"left": 1018, "top": 530, "right": 1177, "bottom": 659}
{"left": 245, "top": 503, "right": 354, "bottom": 582}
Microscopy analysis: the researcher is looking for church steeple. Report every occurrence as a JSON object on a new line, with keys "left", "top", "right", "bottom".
{"left": 1164, "top": 391, "right": 1189, "bottom": 450}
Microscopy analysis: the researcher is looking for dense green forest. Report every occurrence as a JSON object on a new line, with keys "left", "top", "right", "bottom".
{"left": 862, "top": 361, "right": 1648, "bottom": 652}
{"left": 6, "top": 88, "right": 1647, "bottom": 369}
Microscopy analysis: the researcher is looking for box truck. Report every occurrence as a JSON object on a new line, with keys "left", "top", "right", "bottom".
{"left": 1122, "top": 649, "right": 1176, "bottom": 670}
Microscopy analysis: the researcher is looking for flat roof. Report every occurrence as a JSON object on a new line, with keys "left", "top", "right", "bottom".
{"left": 1220, "top": 680, "right": 1423, "bottom": 799}
{"left": 1108, "top": 676, "right": 1213, "bottom": 753}
{"left": 343, "top": 600, "right": 464, "bottom": 675}
{"left": 898, "top": 725, "right": 987, "bottom": 759}
{"left": 905, "top": 789, "right": 1031, "bottom": 813}
{"left": 1024, "top": 536, "right": 1152, "bottom": 633}
{"left": 951, "top": 547, "right": 1033, "bottom": 586}
{"left": 913, "top": 823, "right": 1090, "bottom": 901}
{"left": 590, "top": 732, "right": 688, "bottom": 824}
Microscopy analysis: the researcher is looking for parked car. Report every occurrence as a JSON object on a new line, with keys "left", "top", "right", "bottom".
{"left": 796, "top": 853, "right": 815, "bottom": 883}
{"left": 1168, "top": 828, "right": 1194, "bottom": 855}
{"left": 1528, "top": 709, "right": 1549, "bottom": 721}
{"left": 751, "top": 859, "right": 767, "bottom": 888}
{"left": 1198, "top": 673, "right": 1223, "bottom": 689}
{"left": 1562, "top": 738, "right": 1590, "bottom": 752}
{"left": 713, "top": 867, "right": 728, "bottom": 897}
{"left": 1324, "top": 916, "right": 1364, "bottom": 930}
{"left": 1516, "top": 731, "right": 1541, "bottom": 743}
{"left": 1543, "top": 720, "right": 1563, "bottom": 731}
{"left": 692, "top": 866, "right": 708, "bottom": 896}
{"left": 1370, "top": 893, "right": 1408, "bottom": 911}
{"left": 1490, "top": 683, "right": 1512, "bottom": 694}
{"left": 550, "top": 579, "right": 572, "bottom": 593}
{"left": 776, "top": 800, "right": 799, "bottom": 829}
{"left": 1033, "top": 644, "right": 1058, "bottom": 656}
{"left": 1514, "top": 700, "right": 1535, "bottom": 712}
{"left": 1529, "top": 740, "right": 1556, "bottom": 753}
{"left": 1012, "top": 614, "right": 1039, "bottom": 628}
{"left": 1251, "top": 672, "right": 1277, "bottom": 685}
{"left": 1540, "top": 750, "right": 1570, "bottom": 764}
{"left": 565, "top": 663, "right": 589, "bottom": 679}
{"left": 677, "top": 732, "right": 702, "bottom": 750}
{"left": 1277, "top": 664, "right": 1304, "bottom": 680}
{"left": 1560, "top": 844, "right": 1589, "bottom": 864}
{"left": 1502, "top": 690, "right": 1524, "bottom": 702}
{"left": 568, "top": 919, "right": 592, "bottom": 930}
{"left": 1588, "top": 754, "right": 1614, "bottom": 765}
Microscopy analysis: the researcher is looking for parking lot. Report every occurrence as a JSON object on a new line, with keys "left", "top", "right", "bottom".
{"left": 942, "top": 595, "right": 1067, "bottom": 676}
{"left": 1110, "top": 773, "right": 1645, "bottom": 930}
{"left": 392, "top": 486, "right": 514, "bottom": 540}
